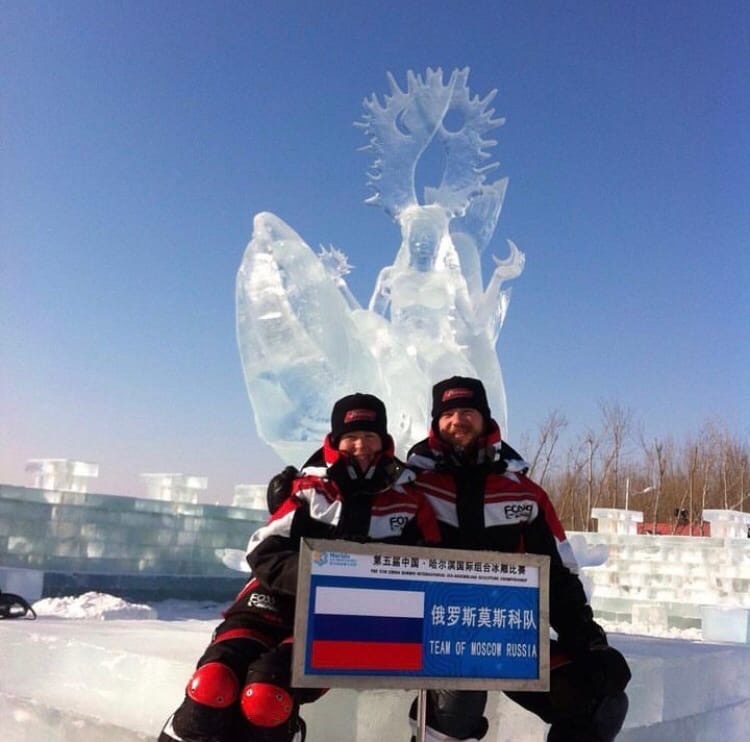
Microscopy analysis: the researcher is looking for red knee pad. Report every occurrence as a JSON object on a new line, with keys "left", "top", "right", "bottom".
{"left": 240, "top": 682, "right": 294, "bottom": 727}
{"left": 186, "top": 661, "right": 239, "bottom": 709}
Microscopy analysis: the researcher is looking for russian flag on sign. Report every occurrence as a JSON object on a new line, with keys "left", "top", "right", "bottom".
{"left": 310, "top": 586, "right": 425, "bottom": 671}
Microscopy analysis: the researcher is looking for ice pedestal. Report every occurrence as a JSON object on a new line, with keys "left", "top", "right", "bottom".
{"left": 301, "top": 689, "right": 548, "bottom": 742}
{"left": 614, "top": 633, "right": 750, "bottom": 738}
{"left": 702, "top": 606, "right": 750, "bottom": 643}
{"left": 232, "top": 483, "right": 268, "bottom": 511}
{"left": 140, "top": 473, "right": 208, "bottom": 504}
{"left": 591, "top": 508, "right": 643, "bottom": 536}
{"left": 2, "top": 617, "right": 749, "bottom": 742}
{"left": 0, "top": 618, "right": 200, "bottom": 738}
{"left": 702, "top": 509, "right": 750, "bottom": 539}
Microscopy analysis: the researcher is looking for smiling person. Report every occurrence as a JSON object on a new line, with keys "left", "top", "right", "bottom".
{"left": 400, "top": 376, "right": 631, "bottom": 742}
{"left": 160, "top": 393, "right": 440, "bottom": 742}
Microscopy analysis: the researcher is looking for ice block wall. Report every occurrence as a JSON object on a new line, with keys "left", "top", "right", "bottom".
{"left": 577, "top": 508, "right": 750, "bottom": 638}
{"left": 0, "top": 484, "right": 265, "bottom": 601}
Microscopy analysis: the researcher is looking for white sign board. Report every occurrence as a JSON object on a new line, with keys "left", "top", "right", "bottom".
{"left": 293, "top": 539, "right": 550, "bottom": 691}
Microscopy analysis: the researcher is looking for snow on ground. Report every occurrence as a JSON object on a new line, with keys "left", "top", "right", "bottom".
{"left": 32, "top": 591, "right": 158, "bottom": 620}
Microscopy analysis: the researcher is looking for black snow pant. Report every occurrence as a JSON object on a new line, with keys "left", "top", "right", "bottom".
{"left": 162, "top": 616, "right": 325, "bottom": 742}
{"left": 410, "top": 644, "right": 630, "bottom": 741}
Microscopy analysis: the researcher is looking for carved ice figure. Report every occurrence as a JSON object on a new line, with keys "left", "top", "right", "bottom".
{"left": 359, "top": 67, "right": 525, "bottom": 434}
{"left": 236, "top": 68, "right": 524, "bottom": 463}
{"left": 369, "top": 204, "right": 477, "bottom": 381}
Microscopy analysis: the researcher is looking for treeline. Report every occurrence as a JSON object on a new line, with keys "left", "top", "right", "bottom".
{"left": 517, "top": 403, "right": 749, "bottom": 532}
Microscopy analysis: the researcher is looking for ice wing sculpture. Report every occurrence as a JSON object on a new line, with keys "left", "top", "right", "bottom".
{"left": 237, "top": 213, "right": 370, "bottom": 463}
{"left": 236, "top": 213, "right": 428, "bottom": 463}
{"left": 236, "top": 68, "right": 524, "bottom": 463}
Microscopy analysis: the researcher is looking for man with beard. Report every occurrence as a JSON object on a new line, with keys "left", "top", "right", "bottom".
{"left": 399, "top": 376, "right": 630, "bottom": 742}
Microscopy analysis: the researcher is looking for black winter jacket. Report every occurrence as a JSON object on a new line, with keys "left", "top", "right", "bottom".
{"left": 401, "top": 421, "right": 600, "bottom": 652}
{"left": 246, "top": 434, "right": 440, "bottom": 598}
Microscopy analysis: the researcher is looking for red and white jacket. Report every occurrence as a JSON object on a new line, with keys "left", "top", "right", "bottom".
{"left": 399, "top": 421, "right": 592, "bottom": 644}
{"left": 246, "top": 434, "right": 440, "bottom": 598}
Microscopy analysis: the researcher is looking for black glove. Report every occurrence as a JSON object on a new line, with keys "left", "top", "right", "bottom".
{"left": 554, "top": 603, "right": 608, "bottom": 657}
{"left": 556, "top": 604, "right": 608, "bottom": 655}
{"left": 558, "top": 614, "right": 631, "bottom": 696}
{"left": 548, "top": 643, "right": 631, "bottom": 716}
{"left": 576, "top": 645, "right": 631, "bottom": 695}
{"left": 266, "top": 466, "right": 298, "bottom": 514}
{"left": 577, "top": 618, "right": 609, "bottom": 652}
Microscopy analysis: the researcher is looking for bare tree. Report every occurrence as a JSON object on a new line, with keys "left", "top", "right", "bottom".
{"left": 682, "top": 443, "right": 699, "bottom": 534}
{"left": 526, "top": 410, "right": 568, "bottom": 487}
{"left": 527, "top": 405, "right": 747, "bottom": 534}
{"left": 652, "top": 438, "right": 670, "bottom": 530}
{"left": 583, "top": 430, "right": 598, "bottom": 531}
{"left": 711, "top": 423, "right": 750, "bottom": 511}
{"left": 634, "top": 433, "right": 671, "bottom": 532}
{"left": 555, "top": 461, "right": 587, "bottom": 530}
{"left": 599, "top": 401, "right": 633, "bottom": 508}
{"left": 728, "top": 441, "right": 750, "bottom": 510}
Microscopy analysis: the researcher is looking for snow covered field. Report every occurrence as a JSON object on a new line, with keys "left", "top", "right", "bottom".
{"left": 1, "top": 593, "right": 749, "bottom": 741}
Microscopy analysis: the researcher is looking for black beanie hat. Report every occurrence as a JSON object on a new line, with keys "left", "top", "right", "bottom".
{"left": 330, "top": 393, "right": 388, "bottom": 445}
{"left": 431, "top": 376, "right": 491, "bottom": 425}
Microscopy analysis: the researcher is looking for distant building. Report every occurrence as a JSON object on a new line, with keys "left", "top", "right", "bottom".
{"left": 26, "top": 459, "right": 99, "bottom": 493}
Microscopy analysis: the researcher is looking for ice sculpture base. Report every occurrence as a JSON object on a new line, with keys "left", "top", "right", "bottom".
{"left": 2, "top": 618, "right": 749, "bottom": 742}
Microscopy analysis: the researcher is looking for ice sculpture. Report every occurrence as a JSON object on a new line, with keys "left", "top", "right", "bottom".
{"left": 236, "top": 68, "right": 524, "bottom": 463}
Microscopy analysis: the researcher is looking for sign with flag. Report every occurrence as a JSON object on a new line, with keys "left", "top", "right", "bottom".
{"left": 293, "top": 539, "right": 550, "bottom": 691}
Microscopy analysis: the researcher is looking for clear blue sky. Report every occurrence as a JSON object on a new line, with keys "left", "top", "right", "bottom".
{"left": 2, "top": 1, "right": 748, "bottom": 503}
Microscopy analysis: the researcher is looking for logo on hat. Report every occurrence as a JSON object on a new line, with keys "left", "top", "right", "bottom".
{"left": 443, "top": 388, "right": 474, "bottom": 402}
{"left": 344, "top": 409, "right": 377, "bottom": 424}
